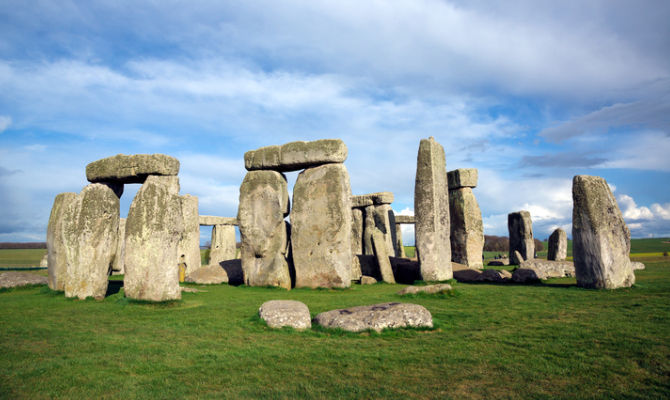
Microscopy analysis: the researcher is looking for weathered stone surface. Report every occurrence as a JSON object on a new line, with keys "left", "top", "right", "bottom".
{"left": 514, "top": 250, "right": 525, "bottom": 264}
{"left": 394, "top": 223, "right": 406, "bottom": 258}
{"left": 374, "top": 204, "right": 396, "bottom": 256}
{"left": 244, "top": 139, "right": 347, "bottom": 172}
{"left": 397, "top": 284, "right": 452, "bottom": 295}
{"left": 111, "top": 218, "right": 126, "bottom": 274}
{"left": 508, "top": 211, "right": 534, "bottom": 264}
{"left": 351, "top": 192, "right": 394, "bottom": 207}
{"left": 258, "top": 300, "right": 311, "bottom": 330}
{"left": 86, "top": 153, "right": 179, "bottom": 184}
{"left": 519, "top": 259, "right": 575, "bottom": 279}
{"left": 314, "top": 302, "right": 433, "bottom": 332}
{"left": 46, "top": 192, "right": 77, "bottom": 291}
{"left": 449, "top": 186, "right": 484, "bottom": 268}
{"left": 631, "top": 261, "right": 645, "bottom": 271}
{"left": 198, "top": 216, "right": 238, "bottom": 226}
{"left": 209, "top": 224, "right": 237, "bottom": 267}
{"left": 547, "top": 228, "right": 568, "bottom": 261}
{"left": 124, "top": 175, "right": 184, "bottom": 301}
{"left": 238, "top": 170, "right": 291, "bottom": 289}
{"left": 362, "top": 205, "right": 376, "bottom": 256}
{"left": 62, "top": 184, "right": 120, "bottom": 300}
{"left": 179, "top": 195, "right": 201, "bottom": 275}
{"left": 39, "top": 254, "right": 48, "bottom": 268}
{"left": 185, "top": 264, "right": 229, "bottom": 284}
{"left": 394, "top": 215, "right": 415, "bottom": 224}
{"left": 452, "top": 264, "right": 512, "bottom": 283}
{"left": 572, "top": 175, "right": 635, "bottom": 289}
{"left": 0, "top": 271, "right": 48, "bottom": 289}
{"left": 512, "top": 268, "right": 541, "bottom": 283}
{"left": 447, "top": 168, "right": 478, "bottom": 189}
{"left": 351, "top": 208, "right": 364, "bottom": 256}
{"left": 477, "top": 269, "right": 512, "bottom": 282}
{"left": 372, "top": 228, "right": 395, "bottom": 284}
{"left": 360, "top": 275, "right": 377, "bottom": 285}
{"left": 487, "top": 259, "right": 510, "bottom": 266}
{"left": 291, "top": 163, "right": 352, "bottom": 288}
{"left": 414, "top": 137, "right": 452, "bottom": 281}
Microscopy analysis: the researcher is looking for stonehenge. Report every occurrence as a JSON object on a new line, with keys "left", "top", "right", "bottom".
{"left": 547, "top": 228, "right": 567, "bottom": 261}
{"left": 415, "top": 137, "right": 452, "bottom": 281}
{"left": 508, "top": 211, "right": 534, "bottom": 265}
{"left": 448, "top": 168, "right": 484, "bottom": 268}
{"left": 572, "top": 175, "right": 635, "bottom": 289}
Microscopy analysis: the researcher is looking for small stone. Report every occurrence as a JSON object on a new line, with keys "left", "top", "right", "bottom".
{"left": 547, "top": 228, "right": 568, "bottom": 261}
{"left": 245, "top": 139, "right": 347, "bottom": 172}
{"left": 397, "top": 284, "right": 452, "bottom": 295}
{"left": 508, "top": 211, "right": 534, "bottom": 264}
{"left": 313, "top": 302, "right": 433, "bottom": 333}
{"left": 259, "top": 300, "right": 311, "bottom": 330}
{"left": 360, "top": 275, "right": 377, "bottom": 285}
{"left": 631, "top": 261, "right": 645, "bottom": 270}
{"left": 86, "top": 154, "right": 179, "bottom": 184}
{"left": 447, "top": 168, "right": 478, "bottom": 189}
{"left": 185, "top": 264, "right": 229, "bottom": 284}
{"left": 198, "top": 216, "right": 238, "bottom": 226}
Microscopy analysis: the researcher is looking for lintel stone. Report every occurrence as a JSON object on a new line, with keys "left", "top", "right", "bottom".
{"left": 244, "top": 139, "right": 347, "bottom": 172}
{"left": 199, "top": 216, "right": 238, "bottom": 226}
{"left": 447, "top": 168, "right": 478, "bottom": 189}
{"left": 86, "top": 154, "right": 179, "bottom": 184}
{"left": 394, "top": 215, "right": 415, "bottom": 224}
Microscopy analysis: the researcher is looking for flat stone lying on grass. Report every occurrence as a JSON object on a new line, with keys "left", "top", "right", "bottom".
{"left": 360, "top": 276, "right": 377, "bottom": 285}
{"left": 0, "top": 271, "right": 48, "bottom": 289}
{"left": 487, "top": 259, "right": 509, "bottom": 266}
{"left": 180, "top": 287, "right": 205, "bottom": 293}
{"left": 86, "top": 153, "right": 180, "bottom": 184}
{"left": 452, "top": 266, "right": 511, "bottom": 283}
{"left": 313, "top": 302, "right": 433, "bottom": 333}
{"left": 244, "top": 139, "right": 347, "bottom": 172}
{"left": 185, "top": 265, "right": 229, "bottom": 284}
{"left": 631, "top": 261, "right": 645, "bottom": 270}
{"left": 512, "top": 268, "right": 542, "bottom": 283}
{"left": 519, "top": 259, "right": 575, "bottom": 279}
{"left": 259, "top": 300, "right": 311, "bottom": 330}
{"left": 397, "top": 284, "right": 452, "bottom": 295}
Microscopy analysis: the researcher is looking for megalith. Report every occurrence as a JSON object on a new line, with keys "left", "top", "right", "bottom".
{"left": 178, "top": 194, "right": 201, "bottom": 274}
{"left": 292, "top": 163, "right": 352, "bottom": 288}
{"left": 572, "top": 175, "right": 635, "bottom": 289}
{"left": 210, "top": 224, "right": 237, "bottom": 266}
{"left": 238, "top": 170, "right": 291, "bottom": 289}
{"left": 111, "top": 218, "right": 126, "bottom": 274}
{"left": 124, "top": 175, "right": 184, "bottom": 301}
{"left": 508, "top": 211, "right": 534, "bottom": 265}
{"left": 86, "top": 153, "right": 180, "bottom": 184}
{"left": 46, "top": 192, "right": 77, "bottom": 291}
{"left": 372, "top": 228, "right": 395, "bottom": 284}
{"left": 448, "top": 168, "right": 484, "bottom": 269}
{"left": 414, "top": 137, "right": 452, "bottom": 281}
{"left": 394, "top": 223, "right": 406, "bottom": 258}
{"left": 547, "top": 228, "right": 567, "bottom": 261}
{"left": 244, "top": 139, "right": 348, "bottom": 172}
{"left": 362, "top": 205, "right": 376, "bottom": 256}
{"left": 61, "top": 183, "right": 120, "bottom": 300}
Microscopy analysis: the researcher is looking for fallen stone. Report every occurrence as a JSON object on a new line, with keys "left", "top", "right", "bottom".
{"left": 508, "top": 211, "right": 534, "bottom": 264}
{"left": 397, "top": 284, "right": 452, "bottom": 295}
{"left": 0, "top": 271, "right": 48, "bottom": 289}
{"left": 238, "top": 170, "right": 291, "bottom": 289}
{"left": 62, "top": 183, "right": 120, "bottom": 300}
{"left": 372, "top": 228, "right": 395, "bottom": 284}
{"left": 572, "top": 175, "right": 635, "bottom": 289}
{"left": 185, "top": 264, "right": 229, "bottom": 284}
{"left": 520, "top": 259, "right": 575, "bottom": 279}
{"left": 514, "top": 250, "right": 525, "bottom": 264}
{"left": 447, "top": 168, "right": 478, "bottom": 189}
{"left": 487, "top": 259, "right": 509, "bottom": 266}
{"left": 631, "top": 261, "right": 645, "bottom": 270}
{"left": 313, "top": 302, "right": 433, "bottom": 333}
{"left": 414, "top": 137, "right": 452, "bottom": 281}
{"left": 292, "top": 163, "right": 352, "bottom": 288}
{"left": 259, "top": 300, "right": 311, "bottom": 330}
{"left": 124, "top": 175, "right": 184, "bottom": 301}
{"left": 449, "top": 185, "right": 484, "bottom": 268}
{"left": 512, "top": 268, "right": 542, "bottom": 283}
{"left": 198, "top": 216, "right": 238, "bottom": 226}
{"left": 360, "top": 275, "right": 377, "bottom": 285}
{"left": 244, "top": 139, "right": 347, "bottom": 172}
{"left": 46, "top": 192, "right": 77, "bottom": 291}
{"left": 547, "top": 228, "right": 568, "bottom": 261}
{"left": 179, "top": 195, "right": 202, "bottom": 275}
{"left": 86, "top": 153, "right": 179, "bottom": 184}
{"left": 476, "top": 269, "right": 512, "bottom": 282}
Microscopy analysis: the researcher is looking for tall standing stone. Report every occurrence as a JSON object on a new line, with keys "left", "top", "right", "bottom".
{"left": 124, "top": 175, "right": 184, "bottom": 301}
{"left": 362, "top": 205, "right": 376, "bottom": 256}
{"left": 46, "top": 192, "right": 77, "bottom": 291}
{"left": 178, "top": 195, "right": 201, "bottom": 274}
{"left": 374, "top": 204, "right": 397, "bottom": 257}
{"left": 508, "top": 211, "right": 534, "bottom": 265}
{"left": 210, "top": 224, "right": 237, "bottom": 266}
{"left": 111, "top": 218, "right": 126, "bottom": 274}
{"left": 547, "top": 228, "right": 568, "bottom": 261}
{"left": 238, "top": 170, "right": 291, "bottom": 289}
{"left": 394, "top": 223, "right": 406, "bottom": 258}
{"left": 448, "top": 169, "right": 484, "bottom": 269}
{"left": 572, "top": 175, "right": 635, "bottom": 289}
{"left": 414, "top": 137, "right": 452, "bottom": 281}
{"left": 62, "top": 184, "right": 120, "bottom": 300}
{"left": 351, "top": 208, "right": 364, "bottom": 256}
{"left": 292, "top": 163, "right": 352, "bottom": 288}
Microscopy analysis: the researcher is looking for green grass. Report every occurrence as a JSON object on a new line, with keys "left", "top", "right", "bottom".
{"left": 0, "top": 249, "right": 46, "bottom": 268}
{"left": 1, "top": 258, "right": 669, "bottom": 398}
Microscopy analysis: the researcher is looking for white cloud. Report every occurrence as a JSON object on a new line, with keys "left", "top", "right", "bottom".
{"left": 616, "top": 193, "right": 670, "bottom": 237}
{"left": 618, "top": 194, "right": 654, "bottom": 220}
{"left": 0, "top": 115, "right": 10, "bottom": 132}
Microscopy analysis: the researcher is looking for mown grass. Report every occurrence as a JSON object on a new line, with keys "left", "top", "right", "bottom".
{"left": 1, "top": 256, "right": 669, "bottom": 398}
{"left": 0, "top": 249, "right": 46, "bottom": 268}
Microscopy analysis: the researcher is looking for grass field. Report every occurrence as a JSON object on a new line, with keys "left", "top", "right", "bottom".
{"left": 1, "top": 246, "right": 669, "bottom": 398}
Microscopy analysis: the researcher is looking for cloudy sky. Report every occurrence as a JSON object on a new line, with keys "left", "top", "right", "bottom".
{"left": 1, "top": 0, "right": 669, "bottom": 244}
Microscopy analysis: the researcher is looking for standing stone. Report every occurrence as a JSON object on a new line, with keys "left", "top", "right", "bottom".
{"left": 62, "top": 184, "right": 120, "bottom": 300}
{"left": 372, "top": 228, "right": 395, "bottom": 284}
{"left": 111, "top": 218, "right": 126, "bottom": 274}
{"left": 508, "top": 211, "right": 534, "bottom": 265}
{"left": 414, "top": 137, "right": 452, "bottom": 281}
{"left": 292, "top": 163, "right": 352, "bottom": 288}
{"left": 238, "top": 170, "right": 291, "bottom": 289}
{"left": 547, "top": 228, "right": 568, "bottom": 261}
{"left": 448, "top": 170, "right": 484, "bottom": 268}
{"left": 46, "top": 192, "right": 77, "bottom": 291}
{"left": 374, "top": 204, "right": 396, "bottom": 257}
{"left": 395, "top": 223, "right": 406, "bottom": 258}
{"left": 124, "top": 175, "right": 184, "bottom": 301}
{"left": 209, "top": 224, "right": 237, "bottom": 266}
{"left": 572, "top": 175, "right": 635, "bottom": 289}
{"left": 351, "top": 208, "right": 364, "bottom": 280}
{"left": 362, "top": 205, "right": 376, "bottom": 256}
{"left": 178, "top": 195, "right": 201, "bottom": 274}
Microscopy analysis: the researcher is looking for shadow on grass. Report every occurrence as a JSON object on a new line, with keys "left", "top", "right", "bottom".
{"left": 105, "top": 280, "right": 123, "bottom": 296}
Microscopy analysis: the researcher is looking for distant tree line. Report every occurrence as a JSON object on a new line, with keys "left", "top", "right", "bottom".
{"left": 0, "top": 242, "right": 47, "bottom": 249}
{"left": 483, "top": 236, "right": 544, "bottom": 252}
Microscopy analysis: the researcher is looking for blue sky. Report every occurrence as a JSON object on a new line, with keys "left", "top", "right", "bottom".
{"left": 1, "top": 0, "right": 669, "bottom": 244}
